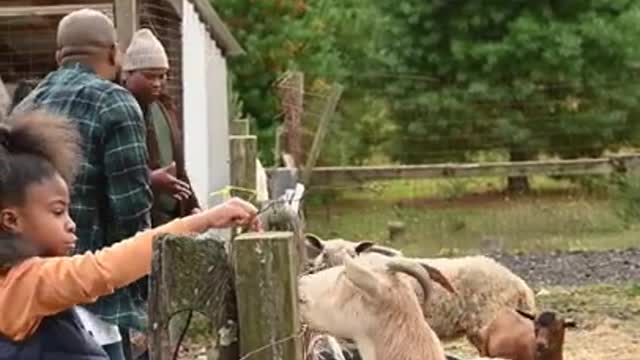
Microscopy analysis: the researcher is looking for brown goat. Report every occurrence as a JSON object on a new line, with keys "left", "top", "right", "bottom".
{"left": 477, "top": 308, "right": 576, "bottom": 360}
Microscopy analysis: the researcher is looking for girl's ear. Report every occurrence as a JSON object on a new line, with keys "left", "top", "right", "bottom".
{"left": 0, "top": 208, "right": 21, "bottom": 233}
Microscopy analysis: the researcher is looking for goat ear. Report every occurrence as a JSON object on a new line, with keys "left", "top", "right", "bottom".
{"left": 344, "top": 257, "right": 381, "bottom": 298}
{"left": 354, "top": 241, "right": 375, "bottom": 255}
{"left": 564, "top": 319, "right": 577, "bottom": 328}
{"left": 515, "top": 309, "right": 536, "bottom": 321}
{"left": 305, "top": 233, "right": 325, "bottom": 258}
{"left": 305, "top": 233, "right": 324, "bottom": 249}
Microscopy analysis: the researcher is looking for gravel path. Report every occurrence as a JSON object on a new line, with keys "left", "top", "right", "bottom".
{"left": 487, "top": 247, "right": 640, "bottom": 287}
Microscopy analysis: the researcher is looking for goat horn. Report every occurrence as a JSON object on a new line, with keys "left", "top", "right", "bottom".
{"left": 419, "top": 263, "right": 457, "bottom": 295}
{"left": 516, "top": 309, "right": 536, "bottom": 321}
{"left": 387, "top": 259, "right": 434, "bottom": 303}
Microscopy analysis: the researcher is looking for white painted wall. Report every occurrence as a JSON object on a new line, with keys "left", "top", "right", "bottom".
{"left": 205, "top": 32, "right": 231, "bottom": 207}
{"left": 182, "top": 0, "right": 231, "bottom": 209}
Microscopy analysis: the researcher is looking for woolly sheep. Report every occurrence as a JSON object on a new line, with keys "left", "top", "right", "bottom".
{"left": 299, "top": 256, "right": 457, "bottom": 360}
{"left": 304, "top": 235, "right": 537, "bottom": 350}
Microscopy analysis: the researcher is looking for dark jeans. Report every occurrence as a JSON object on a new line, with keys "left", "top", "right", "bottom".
{"left": 121, "top": 327, "right": 135, "bottom": 360}
{"left": 102, "top": 342, "right": 126, "bottom": 360}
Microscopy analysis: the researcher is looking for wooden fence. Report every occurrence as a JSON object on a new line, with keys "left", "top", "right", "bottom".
{"left": 148, "top": 118, "right": 305, "bottom": 360}
{"left": 267, "top": 154, "right": 640, "bottom": 187}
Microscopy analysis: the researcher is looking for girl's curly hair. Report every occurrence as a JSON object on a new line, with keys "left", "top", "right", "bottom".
{"left": 0, "top": 110, "right": 82, "bottom": 206}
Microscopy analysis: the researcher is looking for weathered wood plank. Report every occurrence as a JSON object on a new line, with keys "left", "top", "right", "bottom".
{"left": 229, "top": 135, "right": 257, "bottom": 200}
{"left": 114, "top": 0, "right": 137, "bottom": 49}
{"left": 233, "top": 232, "right": 303, "bottom": 360}
{"left": 268, "top": 154, "right": 640, "bottom": 187}
{"left": 149, "top": 233, "right": 237, "bottom": 360}
{"left": 0, "top": 3, "right": 113, "bottom": 17}
{"left": 229, "top": 119, "right": 249, "bottom": 136}
{"left": 276, "top": 71, "right": 304, "bottom": 166}
{"left": 301, "top": 83, "right": 344, "bottom": 185}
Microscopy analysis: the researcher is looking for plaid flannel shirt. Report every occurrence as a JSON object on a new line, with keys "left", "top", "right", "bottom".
{"left": 13, "top": 62, "right": 153, "bottom": 331}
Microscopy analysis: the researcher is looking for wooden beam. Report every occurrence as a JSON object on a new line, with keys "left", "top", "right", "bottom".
{"left": 189, "top": 0, "right": 244, "bottom": 56}
{"left": 114, "top": 0, "right": 137, "bottom": 50}
{"left": 149, "top": 233, "right": 238, "bottom": 360}
{"left": 229, "top": 135, "right": 257, "bottom": 200}
{"left": 268, "top": 154, "right": 640, "bottom": 187}
{"left": 166, "top": 0, "right": 183, "bottom": 17}
{"left": 0, "top": 3, "right": 113, "bottom": 17}
{"left": 233, "top": 231, "right": 303, "bottom": 360}
{"left": 229, "top": 119, "right": 249, "bottom": 136}
{"left": 276, "top": 71, "right": 304, "bottom": 166}
{"left": 301, "top": 83, "right": 344, "bottom": 185}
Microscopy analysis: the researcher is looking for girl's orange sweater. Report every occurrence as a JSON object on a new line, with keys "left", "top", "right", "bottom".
{"left": 0, "top": 218, "right": 190, "bottom": 341}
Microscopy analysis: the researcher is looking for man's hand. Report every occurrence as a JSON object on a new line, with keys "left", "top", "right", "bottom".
{"left": 150, "top": 162, "right": 191, "bottom": 200}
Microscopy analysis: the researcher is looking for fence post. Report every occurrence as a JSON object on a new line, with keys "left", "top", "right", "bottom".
{"left": 229, "top": 135, "right": 257, "bottom": 200}
{"left": 233, "top": 231, "right": 303, "bottom": 360}
{"left": 148, "top": 234, "right": 237, "bottom": 360}
{"left": 230, "top": 119, "right": 250, "bottom": 136}
{"left": 276, "top": 71, "right": 305, "bottom": 166}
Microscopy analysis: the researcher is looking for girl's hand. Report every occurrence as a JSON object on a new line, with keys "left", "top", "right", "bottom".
{"left": 186, "top": 197, "right": 261, "bottom": 232}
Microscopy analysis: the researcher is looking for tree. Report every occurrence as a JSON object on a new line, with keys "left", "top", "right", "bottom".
{"left": 378, "top": 0, "right": 640, "bottom": 191}
{"left": 214, "top": 0, "right": 388, "bottom": 165}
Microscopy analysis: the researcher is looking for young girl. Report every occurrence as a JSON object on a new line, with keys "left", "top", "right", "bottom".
{"left": 0, "top": 110, "right": 259, "bottom": 359}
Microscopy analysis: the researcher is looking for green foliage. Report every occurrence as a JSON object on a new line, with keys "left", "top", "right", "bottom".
{"left": 214, "top": 0, "right": 388, "bottom": 164}
{"left": 612, "top": 173, "right": 640, "bottom": 225}
{"left": 378, "top": 0, "right": 640, "bottom": 164}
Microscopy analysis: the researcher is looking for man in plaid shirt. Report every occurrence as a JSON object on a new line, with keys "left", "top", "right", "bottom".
{"left": 12, "top": 9, "right": 152, "bottom": 360}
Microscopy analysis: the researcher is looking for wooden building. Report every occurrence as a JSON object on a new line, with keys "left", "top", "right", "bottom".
{"left": 0, "top": 0, "right": 244, "bottom": 208}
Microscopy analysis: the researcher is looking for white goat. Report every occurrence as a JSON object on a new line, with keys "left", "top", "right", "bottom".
{"left": 304, "top": 235, "right": 536, "bottom": 351}
{"left": 304, "top": 234, "right": 403, "bottom": 271}
{"left": 299, "top": 256, "right": 457, "bottom": 360}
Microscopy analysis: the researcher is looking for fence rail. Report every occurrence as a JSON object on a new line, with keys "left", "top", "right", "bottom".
{"left": 267, "top": 154, "right": 640, "bottom": 187}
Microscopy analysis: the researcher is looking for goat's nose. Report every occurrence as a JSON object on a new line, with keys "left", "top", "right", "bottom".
{"left": 536, "top": 343, "right": 547, "bottom": 354}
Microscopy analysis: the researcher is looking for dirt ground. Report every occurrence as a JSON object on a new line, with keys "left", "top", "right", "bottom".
{"left": 444, "top": 283, "right": 640, "bottom": 359}
{"left": 445, "top": 320, "right": 640, "bottom": 360}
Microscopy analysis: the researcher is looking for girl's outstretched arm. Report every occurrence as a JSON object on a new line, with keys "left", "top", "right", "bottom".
{"left": 0, "top": 197, "right": 260, "bottom": 341}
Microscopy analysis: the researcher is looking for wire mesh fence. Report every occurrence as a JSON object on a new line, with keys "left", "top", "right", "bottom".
{"left": 0, "top": 4, "right": 113, "bottom": 88}
{"left": 270, "top": 73, "right": 640, "bottom": 256}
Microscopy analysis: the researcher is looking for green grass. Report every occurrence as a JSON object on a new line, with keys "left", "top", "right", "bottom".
{"left": 537, "top": 283, "right": 640, "bottom": 326}
{"left": 305, "top": 176, "right": 638, "bottom": 256}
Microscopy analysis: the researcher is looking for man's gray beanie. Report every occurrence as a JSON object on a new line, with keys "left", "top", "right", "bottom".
{"left": 123, "top": 29, "right": 169, "bottom": 71}
{"left": 57, "top": 9, "right": 118, "bottom": 59}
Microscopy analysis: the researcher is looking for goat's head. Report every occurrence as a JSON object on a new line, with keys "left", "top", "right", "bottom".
{"left": 304, "top": 233, "right": 402, "bottom": 272}
{"left": 516, "top": 310, "right": 576, "bottom": 358}
{"left": 299, "top": 256, "right": 455, "bottom": 341}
